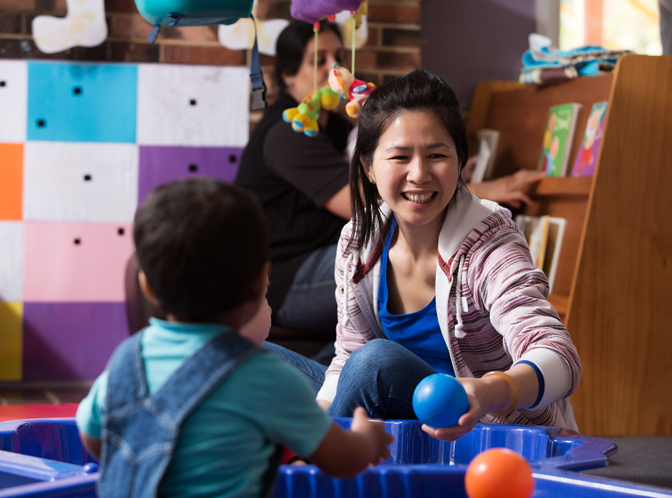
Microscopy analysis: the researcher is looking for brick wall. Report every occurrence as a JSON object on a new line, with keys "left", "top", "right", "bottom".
{"left": 0, "top": 0, "right": 422, "bottom": 123}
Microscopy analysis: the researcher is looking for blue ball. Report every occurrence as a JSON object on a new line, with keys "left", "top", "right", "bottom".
{"left": 412, "top": 373, "right": 469, "bottom": 429}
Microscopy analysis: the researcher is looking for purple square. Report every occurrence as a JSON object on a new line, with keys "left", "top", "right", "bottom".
{"left": 138, "top": 146, "right": 242, "bottom": 206}
{"left": 23, "top": 302, "right": 129, "bottom": 381}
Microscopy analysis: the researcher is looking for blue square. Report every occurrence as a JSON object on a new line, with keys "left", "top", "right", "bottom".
{"left": 27, "top": 62, "right": 137, "bottom": 143}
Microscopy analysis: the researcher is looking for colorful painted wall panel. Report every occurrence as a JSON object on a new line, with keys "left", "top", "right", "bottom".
{"left": 0, "top": 60, "right": 27, "bottom": 143}
{"left": 136, "top": 64, "right": 249, "bottom": 146}
{"left": 23, "top": 222, "right": 134, "bottom": 302}
{"left": 22, "top": 302, "right": 128, "bottom": 381}
{"left": 23, "top": 142, "right": 138, "bottom": 222}
{"left": 137, "top": 145, "right": 241, "bottom": 206}
{"left": 0, "top": 222, "right": 24, "bottom": 303}
{"left": 0, "top": 144, "right": 23, "bottom": 220}
{"left": 0, "top": 302, "right": 22, "bottom": 381}
{"left": 26, "top": 62, "right": 137, "bottom": 143}
{"left": 1, "top": 60, "right": 248, "bottom": 381}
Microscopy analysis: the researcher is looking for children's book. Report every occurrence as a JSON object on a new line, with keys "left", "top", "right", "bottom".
{"left": 542, "top": 216, "right": 566, "bottom": 293}
{"left": 471, "top": 129, "right": 500, "bottom": 183}
{"left": 537, "top": 103, "right": 582, "bottom": 177}
{"left": 515, "top": 215, "right": 566, "bottom": 293}
{"left": 571, "top": 101, "right": 608, "bottom": 177}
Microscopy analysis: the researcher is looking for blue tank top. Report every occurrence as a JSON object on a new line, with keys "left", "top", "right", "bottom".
{"left": 378, "top": 218, "right": 455, "bottom": 376}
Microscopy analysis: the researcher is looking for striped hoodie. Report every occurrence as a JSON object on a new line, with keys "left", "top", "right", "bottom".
{"left": 316, "top": 188, "right": 582, "bottom": 431}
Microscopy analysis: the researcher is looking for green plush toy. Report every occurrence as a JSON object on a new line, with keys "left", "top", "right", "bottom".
{"left": 282, "top": 85, "right": 341, "bottom": 137}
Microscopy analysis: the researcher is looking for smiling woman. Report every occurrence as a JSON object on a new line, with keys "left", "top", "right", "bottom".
{"left": 265, "top": 69, "right": 582, "bottom": 443}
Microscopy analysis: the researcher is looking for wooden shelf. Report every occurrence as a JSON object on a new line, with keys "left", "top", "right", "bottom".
{"left": 531, "top": 177, "right": 592, "bottom": 197}
{"left": 468, "top": 55, "right": 672, "bottom": 437}
{"left": 547, "top": 294, "right": 568, "bottom": 316}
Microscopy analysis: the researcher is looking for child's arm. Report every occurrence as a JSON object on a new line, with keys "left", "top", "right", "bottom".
{"left": 308, "top": 407, "right": 393, "bottom": 478}
{"left": 79, "top": 432, "right": 102, "bottom": 460}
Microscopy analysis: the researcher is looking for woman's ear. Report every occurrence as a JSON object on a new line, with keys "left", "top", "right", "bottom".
{"left": 360, "top": 156, "right": 375, "bottom": 184}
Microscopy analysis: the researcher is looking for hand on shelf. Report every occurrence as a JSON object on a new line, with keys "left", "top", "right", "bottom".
{"left": 468, "top": 169, "right": 546, "bottom": 208}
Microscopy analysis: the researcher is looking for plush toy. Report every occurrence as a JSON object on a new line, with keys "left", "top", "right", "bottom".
{"left": 283, "top": 85, "right": 341, "bottom": 137}
{"left": 328, "top": 64, "right": 375, "bottom": 118}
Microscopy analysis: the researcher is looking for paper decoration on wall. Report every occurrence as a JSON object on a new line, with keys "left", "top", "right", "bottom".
{"left": 218, "top": 0, "right": 368, "bottom": 54}
{"left": 218, "top": 0, "right": 288, "bottom": 55}
{"left": 334, "top": 7, "right": 368, "bottom": 49}
{"left": 32, "top": 0, "right": 108, "bottom": 54}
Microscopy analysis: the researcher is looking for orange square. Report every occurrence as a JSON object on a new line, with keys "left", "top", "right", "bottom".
{"left": 0, "top": 143, "right": 23, "bottom": 220}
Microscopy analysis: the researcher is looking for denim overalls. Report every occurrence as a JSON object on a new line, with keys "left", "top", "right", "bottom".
{"left": 98, "top": 330, "right": 281, "bottom": 497}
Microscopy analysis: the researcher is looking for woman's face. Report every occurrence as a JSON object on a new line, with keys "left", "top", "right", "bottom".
{"left": 364, "top": 110, "right": 460, "bottom": 230}
{"left": 284, "top": 29, "right": 342, "bottom": 102}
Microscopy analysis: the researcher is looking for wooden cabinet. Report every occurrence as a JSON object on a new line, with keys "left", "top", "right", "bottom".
{"left": 466, "top": 55, "right": 672, "bottom": 436}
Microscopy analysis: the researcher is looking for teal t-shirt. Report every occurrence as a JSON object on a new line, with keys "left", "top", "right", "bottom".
{"left": 76, "top": 319, "right": 332, "bottom": 498}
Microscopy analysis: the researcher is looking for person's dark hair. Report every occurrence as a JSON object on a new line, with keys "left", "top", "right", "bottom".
{"left": 275, "top": 19, "right": 342, "bottom": 92}
{"left": 348, "top": 68, "right": 469, "bottom": 253}
{"left": 133, "top": 177, "right": 269, "bottom": 321}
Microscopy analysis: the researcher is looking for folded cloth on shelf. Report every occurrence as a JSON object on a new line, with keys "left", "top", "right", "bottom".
{"left": 519, "top": 66, "right": 579, "bottom": 85}
{"left": 520, "top": 34, "right": 633, "bottom": 84}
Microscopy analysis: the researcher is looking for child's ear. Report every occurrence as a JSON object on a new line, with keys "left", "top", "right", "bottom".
{"left": 249, "top": 262, "right": 271, "bottom": 302}
{"left": 138, "top": 271, "right": 158, "bottom": 305}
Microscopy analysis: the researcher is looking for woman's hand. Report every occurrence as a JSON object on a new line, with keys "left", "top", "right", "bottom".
{"left": 419, "top": 377, "right": 486, "bottom": 442}
{"left": 420, "top": 374, "right": 519, "bottom": 442}
{"left": 468, "top": 170, "right": 545, "bottom": 208}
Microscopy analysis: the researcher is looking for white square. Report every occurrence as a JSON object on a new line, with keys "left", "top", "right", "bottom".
{"left": 137, "top": 64, "right": 250, "bottom": 147}
{"left": 0, "top": 60, "right": 27, "bottom": 143}
{"left": 24, "top": 141, "right": 139, "bottom": 222}
{"left": 0, "top": 222, "right": 23, "bottom": 302}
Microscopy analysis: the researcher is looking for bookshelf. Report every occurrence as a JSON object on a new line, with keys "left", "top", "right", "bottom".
{"left": 466, "top": 55, "right": 672, "bottom": 437}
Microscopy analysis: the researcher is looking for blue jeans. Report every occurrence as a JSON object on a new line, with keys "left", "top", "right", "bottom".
{"left": 274, "top": 244, "right": 338, "bottom": 334}
{"left": 263, "top": 339, "right": 437, "bottom": 419}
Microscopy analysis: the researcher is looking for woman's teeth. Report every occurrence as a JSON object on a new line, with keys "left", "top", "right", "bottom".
{"left": 403, "top": 192, "right": 435, "bottom": 203}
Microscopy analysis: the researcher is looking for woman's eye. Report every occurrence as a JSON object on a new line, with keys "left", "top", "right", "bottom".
{"left": 317, "top": 57, "right": 327, "bottom": 66}
{"left": 429, "top": 153, "right": 447, "bottom": 159}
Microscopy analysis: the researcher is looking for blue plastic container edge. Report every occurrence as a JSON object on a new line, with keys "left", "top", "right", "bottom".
{"left": 0, "top": 473, "right": 98, "bottom": 498}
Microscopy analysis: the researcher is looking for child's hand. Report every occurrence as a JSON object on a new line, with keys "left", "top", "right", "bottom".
{"left": 350, "top": 407, "right": 393, "bottom": 465}
{"left": 310, "top": 407, "right": 394, "bottom": 477}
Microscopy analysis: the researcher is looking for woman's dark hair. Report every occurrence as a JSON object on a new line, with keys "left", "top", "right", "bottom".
{"left": 274, "top": 19, "right": 342, "bottom": 91}
{"left": 133, "top": 177, "right": 269, "bottom": 321}
{"left": 348, "top": 68, "right": 469, "bottom": 253}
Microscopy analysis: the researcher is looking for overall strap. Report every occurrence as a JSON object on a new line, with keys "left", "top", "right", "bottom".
{"left": 106, "top": 332, "right": 148, "bottom": 412}
{"left": 102, "top": 330, "right": 268, "bottom": 497}
{"left": 105, "top": 330, "right": 261, "bottom": 421}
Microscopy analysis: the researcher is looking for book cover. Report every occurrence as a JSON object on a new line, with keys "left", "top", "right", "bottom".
{"left": 571, "top": 101, "right": 608, "bottom": 177}
{"left": 537, "top": 103, "right": 582, "bottom": 177}
{"left": 471, "top": 129, "right": 500, "bottom": 183}
{"left": 516, "top": 215, "right": 549, "bottom": 269}
{"left": 515, "top": 215, "right": 566, "bottom": 293}
{"left": 541, "top": 217, "right": 566, "bottom": 293}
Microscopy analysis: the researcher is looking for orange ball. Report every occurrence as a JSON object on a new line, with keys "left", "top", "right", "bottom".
{"left": 465, "top": 448, "right": 534, "bottom": 498}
